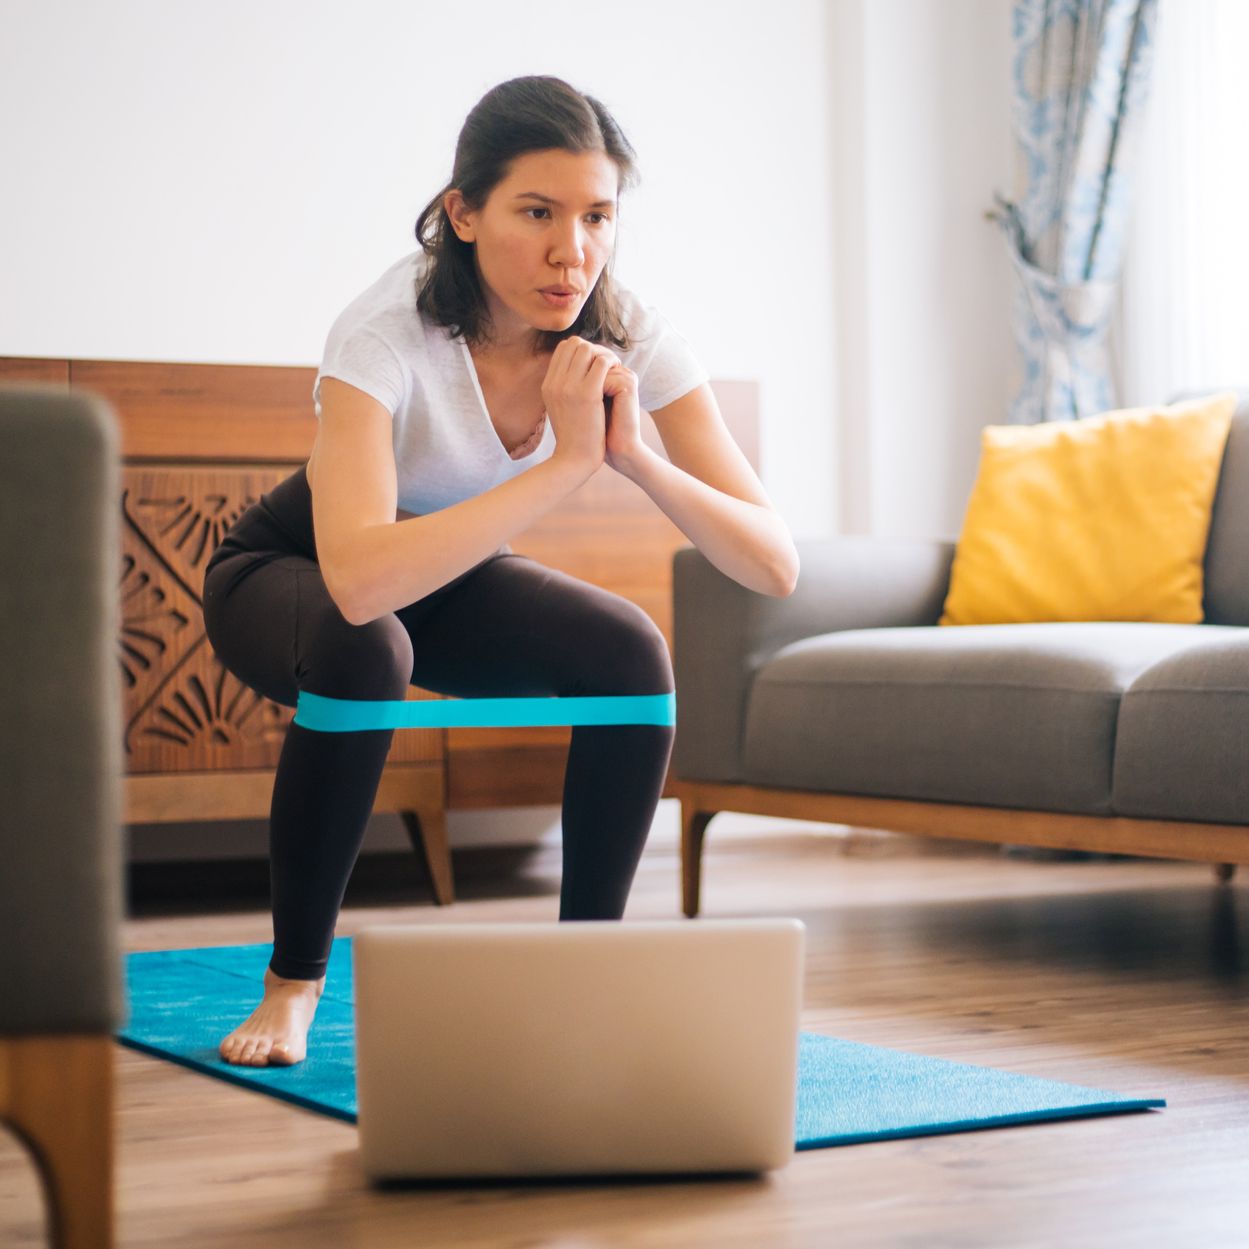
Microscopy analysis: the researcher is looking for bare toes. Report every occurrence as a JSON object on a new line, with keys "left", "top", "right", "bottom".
{"left": 269, "top": 1041, "right": 299, "bottom": 1066}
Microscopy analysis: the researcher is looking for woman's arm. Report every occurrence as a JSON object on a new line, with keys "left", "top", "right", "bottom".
{"left": 313, "top": 373, "right": 603, "bottom": 626}
{"left": 341, "top": 457, "right": 598, "bottom": 625}
{"left": 604, "top": 376, "right": 799, "bottom": 597}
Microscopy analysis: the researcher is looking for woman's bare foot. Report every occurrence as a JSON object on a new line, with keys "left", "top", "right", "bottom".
{"left": 218, "top": 967, "right": 327, "bottom": 1067}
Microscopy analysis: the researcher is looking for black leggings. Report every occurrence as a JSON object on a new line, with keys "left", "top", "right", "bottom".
{"left": 202, "top": 466, "right": 675, "bottom": 980}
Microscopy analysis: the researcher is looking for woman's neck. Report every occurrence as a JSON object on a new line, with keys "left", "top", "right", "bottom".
{"left": 469, "top": 333, "right": 553, "bottom": 371}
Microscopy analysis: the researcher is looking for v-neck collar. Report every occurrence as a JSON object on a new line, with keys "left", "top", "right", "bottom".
{"left": 456, "top": 337, "right": 550, "bottom": 463}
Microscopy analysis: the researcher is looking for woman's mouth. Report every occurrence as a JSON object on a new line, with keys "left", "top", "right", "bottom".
{"left": 539, "top": 288, "right": 579, "bottom": 308}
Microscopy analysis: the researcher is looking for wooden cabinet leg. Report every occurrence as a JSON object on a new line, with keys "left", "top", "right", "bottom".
{"left": 400, "top": 805, "right": 455, "bottom": 905}
{"left": 0, "top": 1035, "right": 114, "bottom": 1249}
{"left": 681, "top": 807, "right": 715, "bottom": 918}
{"left": 1215, "top": 862, "right": 1237, "bottom": 883}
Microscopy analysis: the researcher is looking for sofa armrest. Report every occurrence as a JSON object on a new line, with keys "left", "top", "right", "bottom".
{"left": 671, "top": 535, "right": 955, "bottom": 783}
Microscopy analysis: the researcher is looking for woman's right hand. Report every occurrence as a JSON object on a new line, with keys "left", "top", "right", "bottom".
{"left": 542, "top": 336, "right": 619, "bottom": 474}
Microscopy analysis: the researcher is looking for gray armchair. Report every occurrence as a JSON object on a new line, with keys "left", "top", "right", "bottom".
{"left": 672, "top": 395, "right": 1249, "bottom": 916}
{"left": 0, "top": 383, "right": 126, "bottom": 1247}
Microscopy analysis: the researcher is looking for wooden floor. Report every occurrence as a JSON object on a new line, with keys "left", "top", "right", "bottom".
{"left": 4, "top": 821, "right": 1249, "bottom": 1248}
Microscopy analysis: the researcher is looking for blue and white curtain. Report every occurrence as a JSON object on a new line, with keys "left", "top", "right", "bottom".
{"left": 991, "top": 0, "right": 1159, "bottom": 424}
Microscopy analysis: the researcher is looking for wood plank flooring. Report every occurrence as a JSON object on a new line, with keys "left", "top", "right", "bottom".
{"left": 3, "top": 822, "right": 1248, "bottom": 1248}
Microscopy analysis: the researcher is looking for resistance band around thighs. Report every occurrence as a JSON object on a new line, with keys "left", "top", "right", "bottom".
{"left": 292, "top": 690, "right": 677, "bottom": 732}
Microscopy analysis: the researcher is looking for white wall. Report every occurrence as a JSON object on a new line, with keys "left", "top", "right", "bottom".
{"left": 0, "top": 0, "right": 1018, "bottom": 534}
{"left": 832, "top": 0, "right": 1017, "bottom": 540}
{"left": 1116, "top": 0, "right": 1249, "bottom": 408}
{"left": 1, "top": 0, "right": 837, "bottom": 538}
{"left": 3, "top": 0, "right": 1019, "bottom": 858}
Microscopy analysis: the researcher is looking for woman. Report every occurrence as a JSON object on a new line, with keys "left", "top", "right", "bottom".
{"left": 202, "top": 75, "right": 799, "bottom": 1068}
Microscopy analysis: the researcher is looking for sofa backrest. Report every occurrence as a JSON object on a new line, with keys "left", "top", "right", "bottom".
{"left": 1199, "top": 394, "right": 1249, "bottom": 625}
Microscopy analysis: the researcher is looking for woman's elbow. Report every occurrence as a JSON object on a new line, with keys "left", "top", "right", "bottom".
{"left": 769, "top": 573, "right": 798, "bottom": 598}
{"left": 769, "top": 545, "right": 800, "bottom": 597}
{"left": 338, "top": 594, "right": 372, "bottom": 628}
{"left": 322, "top": 561, "right": 368, "bottom": 626}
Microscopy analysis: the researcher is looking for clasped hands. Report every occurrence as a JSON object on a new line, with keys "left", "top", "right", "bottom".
{"left": 540, "top": 335, "right": 646, "bottom": 477}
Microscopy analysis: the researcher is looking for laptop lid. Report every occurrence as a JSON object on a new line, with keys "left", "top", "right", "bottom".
{"left": 353, "top": 917, "right": 805, "bottom": 1180}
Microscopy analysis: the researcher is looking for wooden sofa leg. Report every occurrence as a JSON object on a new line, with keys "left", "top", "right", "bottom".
{"left": 0, "top": 1034, "right": 114, "bottom": 1249}
{"left": 1214, "top": 863, "right": 1237, "bottom": 884}
{"left": 681, "top": 807, "right": 715, "bottom": 918}
{"left": 400, "top": 806, "right": 455, "bottom": 905}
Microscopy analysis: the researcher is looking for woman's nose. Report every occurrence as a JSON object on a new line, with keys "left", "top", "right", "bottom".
{"left": 550, "top": 223, "right": 586, "bottom": 268}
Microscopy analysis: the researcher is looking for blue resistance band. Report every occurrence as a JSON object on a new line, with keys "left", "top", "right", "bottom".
{"left": 293, "top": 689, "right": 676, "bottom": 732}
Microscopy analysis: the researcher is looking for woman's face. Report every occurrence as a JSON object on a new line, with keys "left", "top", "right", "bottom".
{"left": 445, "top": 148, "right": 619, "bottom": 350}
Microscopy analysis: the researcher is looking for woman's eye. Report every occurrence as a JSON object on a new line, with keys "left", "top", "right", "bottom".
{"left": 524, "top": 208, "right": 612, "bottom": 224}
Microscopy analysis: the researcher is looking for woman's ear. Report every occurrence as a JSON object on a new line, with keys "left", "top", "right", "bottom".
{"left": 444, "top": 190, "right": 475, "bottom": 243}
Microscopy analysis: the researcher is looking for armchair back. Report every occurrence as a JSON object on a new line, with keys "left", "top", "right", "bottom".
{"left": 0, "top": 383, "right": 126, "bottom": 1034}
{"left": 1201, "top": 397, "right": 1249, "bottom": 626}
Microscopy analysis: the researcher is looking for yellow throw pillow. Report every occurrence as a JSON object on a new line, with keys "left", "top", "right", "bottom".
{"left": 939, "top": 393, "right": 1237, "bottom": 626}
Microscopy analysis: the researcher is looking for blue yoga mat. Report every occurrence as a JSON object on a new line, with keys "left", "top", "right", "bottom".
{"left": 116, "top": 939, "right": 1164, "bottom": 1148}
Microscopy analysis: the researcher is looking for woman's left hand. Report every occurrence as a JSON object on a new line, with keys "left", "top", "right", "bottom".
{"left": 602, "top": 362, "right": 646, "bottom": 475}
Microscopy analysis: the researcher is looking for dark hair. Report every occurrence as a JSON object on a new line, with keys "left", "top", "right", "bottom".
{"left": 413, "top": 76, "right": 639, "bottom": 354}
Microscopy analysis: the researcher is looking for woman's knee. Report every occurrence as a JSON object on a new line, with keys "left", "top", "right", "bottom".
{"left": 298, "top": 604, "right": 414, "bottom": 701}
{"left": 582, "top": 599, "right": 674, "bottom": 695}
{"left": 202, "top": 555, "right": 302, "bottom": 707}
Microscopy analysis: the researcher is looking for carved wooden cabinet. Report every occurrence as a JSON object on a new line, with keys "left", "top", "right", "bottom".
{"left": 115, "top": 459, "right": 454, "bottom": 898}
{"left": 121, "top": 465, "right": 289, "bottom": 771}
{"left": 1, "top": 355, "right": 758, "bottom": 906}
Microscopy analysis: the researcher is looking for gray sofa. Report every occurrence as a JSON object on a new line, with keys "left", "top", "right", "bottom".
{"left": 672, "top": 394, "right": 1249, "bottom": 917}
{"left": 0, "top": 383, "right": 126, "bottom": 1246}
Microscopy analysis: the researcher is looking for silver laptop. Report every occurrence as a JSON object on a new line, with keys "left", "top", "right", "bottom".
{"left": 353, "top": 917, "right": 805, "bottom": 1181}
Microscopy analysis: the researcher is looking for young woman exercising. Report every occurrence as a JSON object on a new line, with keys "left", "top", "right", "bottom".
{"left": 202, "top": 75, "right": 799, "bottom": 1067}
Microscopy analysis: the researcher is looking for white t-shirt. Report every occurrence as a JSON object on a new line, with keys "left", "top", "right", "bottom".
{"left": 312, "top": 250, "right": 710, "bottom": 517}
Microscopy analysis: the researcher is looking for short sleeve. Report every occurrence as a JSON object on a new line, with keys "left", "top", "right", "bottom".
{"left": 621, "top": 298, "right": 711, "bottom": 412}
{"left": 312, "top": 322, "right": 408, "bottom": 419}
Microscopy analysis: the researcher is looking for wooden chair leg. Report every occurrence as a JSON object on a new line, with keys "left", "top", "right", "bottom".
{"left": 681, "top": 807, "right": 715, "bottom": 918}
{"left": 1215, "top": 862, "right": 1237, "bottom": 884}
{"left": 0, "top": 1034, "right": 114, "bottom": 1249}
{"left": 399, "top": 804, "right": 455, "bottom": 905}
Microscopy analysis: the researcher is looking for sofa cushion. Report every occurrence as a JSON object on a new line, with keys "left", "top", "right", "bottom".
{"left": 1113, "top": 635, "right": 1249, "bottom": 823}
{"left": 939, "top": 393, "right": 1236, "bottom": 626}
{"left": 741, "top": 622, "right": 1242, "bottom": 816}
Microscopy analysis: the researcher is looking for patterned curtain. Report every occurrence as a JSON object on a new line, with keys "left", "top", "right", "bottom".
{"left": 990, "top": 0, "right": 1160, "bottom": 424}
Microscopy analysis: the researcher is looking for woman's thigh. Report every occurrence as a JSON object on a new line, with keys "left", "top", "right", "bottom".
{"left": 397, "top": 553, "right": 674, "bottom": 698}
{"left": 203, "top": 552, "right": 413, "bottom": 707}
{"left": 205, "top": 545, "right": 672, "bottom": 710}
